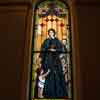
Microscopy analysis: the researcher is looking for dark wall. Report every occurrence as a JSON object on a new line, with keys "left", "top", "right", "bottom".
{"left": 0, "top": 6, "right": 28, "bottom": 100}
{"left": 76, "top": 2, "right": 100, "bottom": 100}
{"left": 0, "top": 0, "right": 100, "bottom": 100}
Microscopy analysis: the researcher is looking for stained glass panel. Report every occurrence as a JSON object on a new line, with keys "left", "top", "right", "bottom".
{"left": 30, "top": 0, "right": 72, "bottom": 100}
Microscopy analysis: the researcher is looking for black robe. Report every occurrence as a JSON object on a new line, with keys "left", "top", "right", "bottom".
{"left": 34, "top": 38, "right": 68, "bottom": 98}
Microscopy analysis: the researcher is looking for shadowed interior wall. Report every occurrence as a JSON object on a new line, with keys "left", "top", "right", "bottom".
{"left": 76, "top": 3, "right": 100, "bottom": 100}
{"left": 0, "top": 6, "right": 28, "bottom": 100}
{"left": 0, "top": 0, "right": 100, "bottom": 100}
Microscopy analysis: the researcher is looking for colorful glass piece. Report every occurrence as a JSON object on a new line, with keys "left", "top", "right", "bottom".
{"left": 30, "top": 0, "right": 72, "bottom": 100}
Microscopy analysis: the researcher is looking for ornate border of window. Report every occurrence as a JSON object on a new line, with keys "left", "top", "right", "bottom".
{"left": 20, "top": 0, "right": 81, "bottom": 100}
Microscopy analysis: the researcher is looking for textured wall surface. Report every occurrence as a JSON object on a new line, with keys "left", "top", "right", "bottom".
{"left": 0, "top": 0, "right": 32, "bottom": 4}
{"left": 0, "top": 6, "right": 27, "bottom": 100}
{"left": 0, "top": 0, "right": 100, "bottom": 100}
{"left": 76, "top": 3, "right": 100, "bottom": 100}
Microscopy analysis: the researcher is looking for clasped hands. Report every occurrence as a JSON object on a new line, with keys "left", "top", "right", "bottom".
{"left": 49, "top": 48, "right": 56, "bottom": 51}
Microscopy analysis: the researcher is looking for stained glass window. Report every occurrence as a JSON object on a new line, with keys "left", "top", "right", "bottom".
{"left": 30, "top": 0, "right": 73, "bottom": 100}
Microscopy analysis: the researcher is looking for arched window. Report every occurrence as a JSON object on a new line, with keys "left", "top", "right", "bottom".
{"left": 30, "top": 0, "right": 73, "bottom": 99}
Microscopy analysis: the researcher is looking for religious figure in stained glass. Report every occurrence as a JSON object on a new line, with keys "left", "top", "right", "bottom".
{"left": 31, "top": 0, "right": 72, "bottom": 99}
{"left": 34, "top": 28, "right": 68, "bottom": 98}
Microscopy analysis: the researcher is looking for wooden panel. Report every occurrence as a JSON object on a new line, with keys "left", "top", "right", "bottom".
{"left": 76, "top": 5, "right": 100, "bottom": 100}
{"left": 0, "top": 6, "right": 28, "bottom": 100}
{"left": 76, "top": 0, "right": 100, "bottom": 4}
{"left": 0, "top": 0, "right": 32, "bottom": 4}
{"left": 73, "top": 0, "right": 100, "bottom": 6}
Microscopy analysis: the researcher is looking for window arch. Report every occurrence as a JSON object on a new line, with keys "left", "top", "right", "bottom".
{"left": 30, "top": 0, "right": 73, "bottom": 99}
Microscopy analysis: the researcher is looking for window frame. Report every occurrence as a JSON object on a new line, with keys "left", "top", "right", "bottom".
{"left": 20, "top": 0, "right": 81, "bottom": 100}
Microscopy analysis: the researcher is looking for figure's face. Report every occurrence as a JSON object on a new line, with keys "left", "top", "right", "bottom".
{"left": 62, "top": 39, "right": 67, "bottom": 45}
{"left": 40, "top": 69, "right": 44, "bottom": 75}
{"left": 49, "top": 30, "right": 55, "bottom": 38}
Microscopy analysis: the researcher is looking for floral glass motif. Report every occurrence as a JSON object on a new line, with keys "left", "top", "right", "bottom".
{"left": 30, "top": 0, "right": 72, "bottom": 100}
